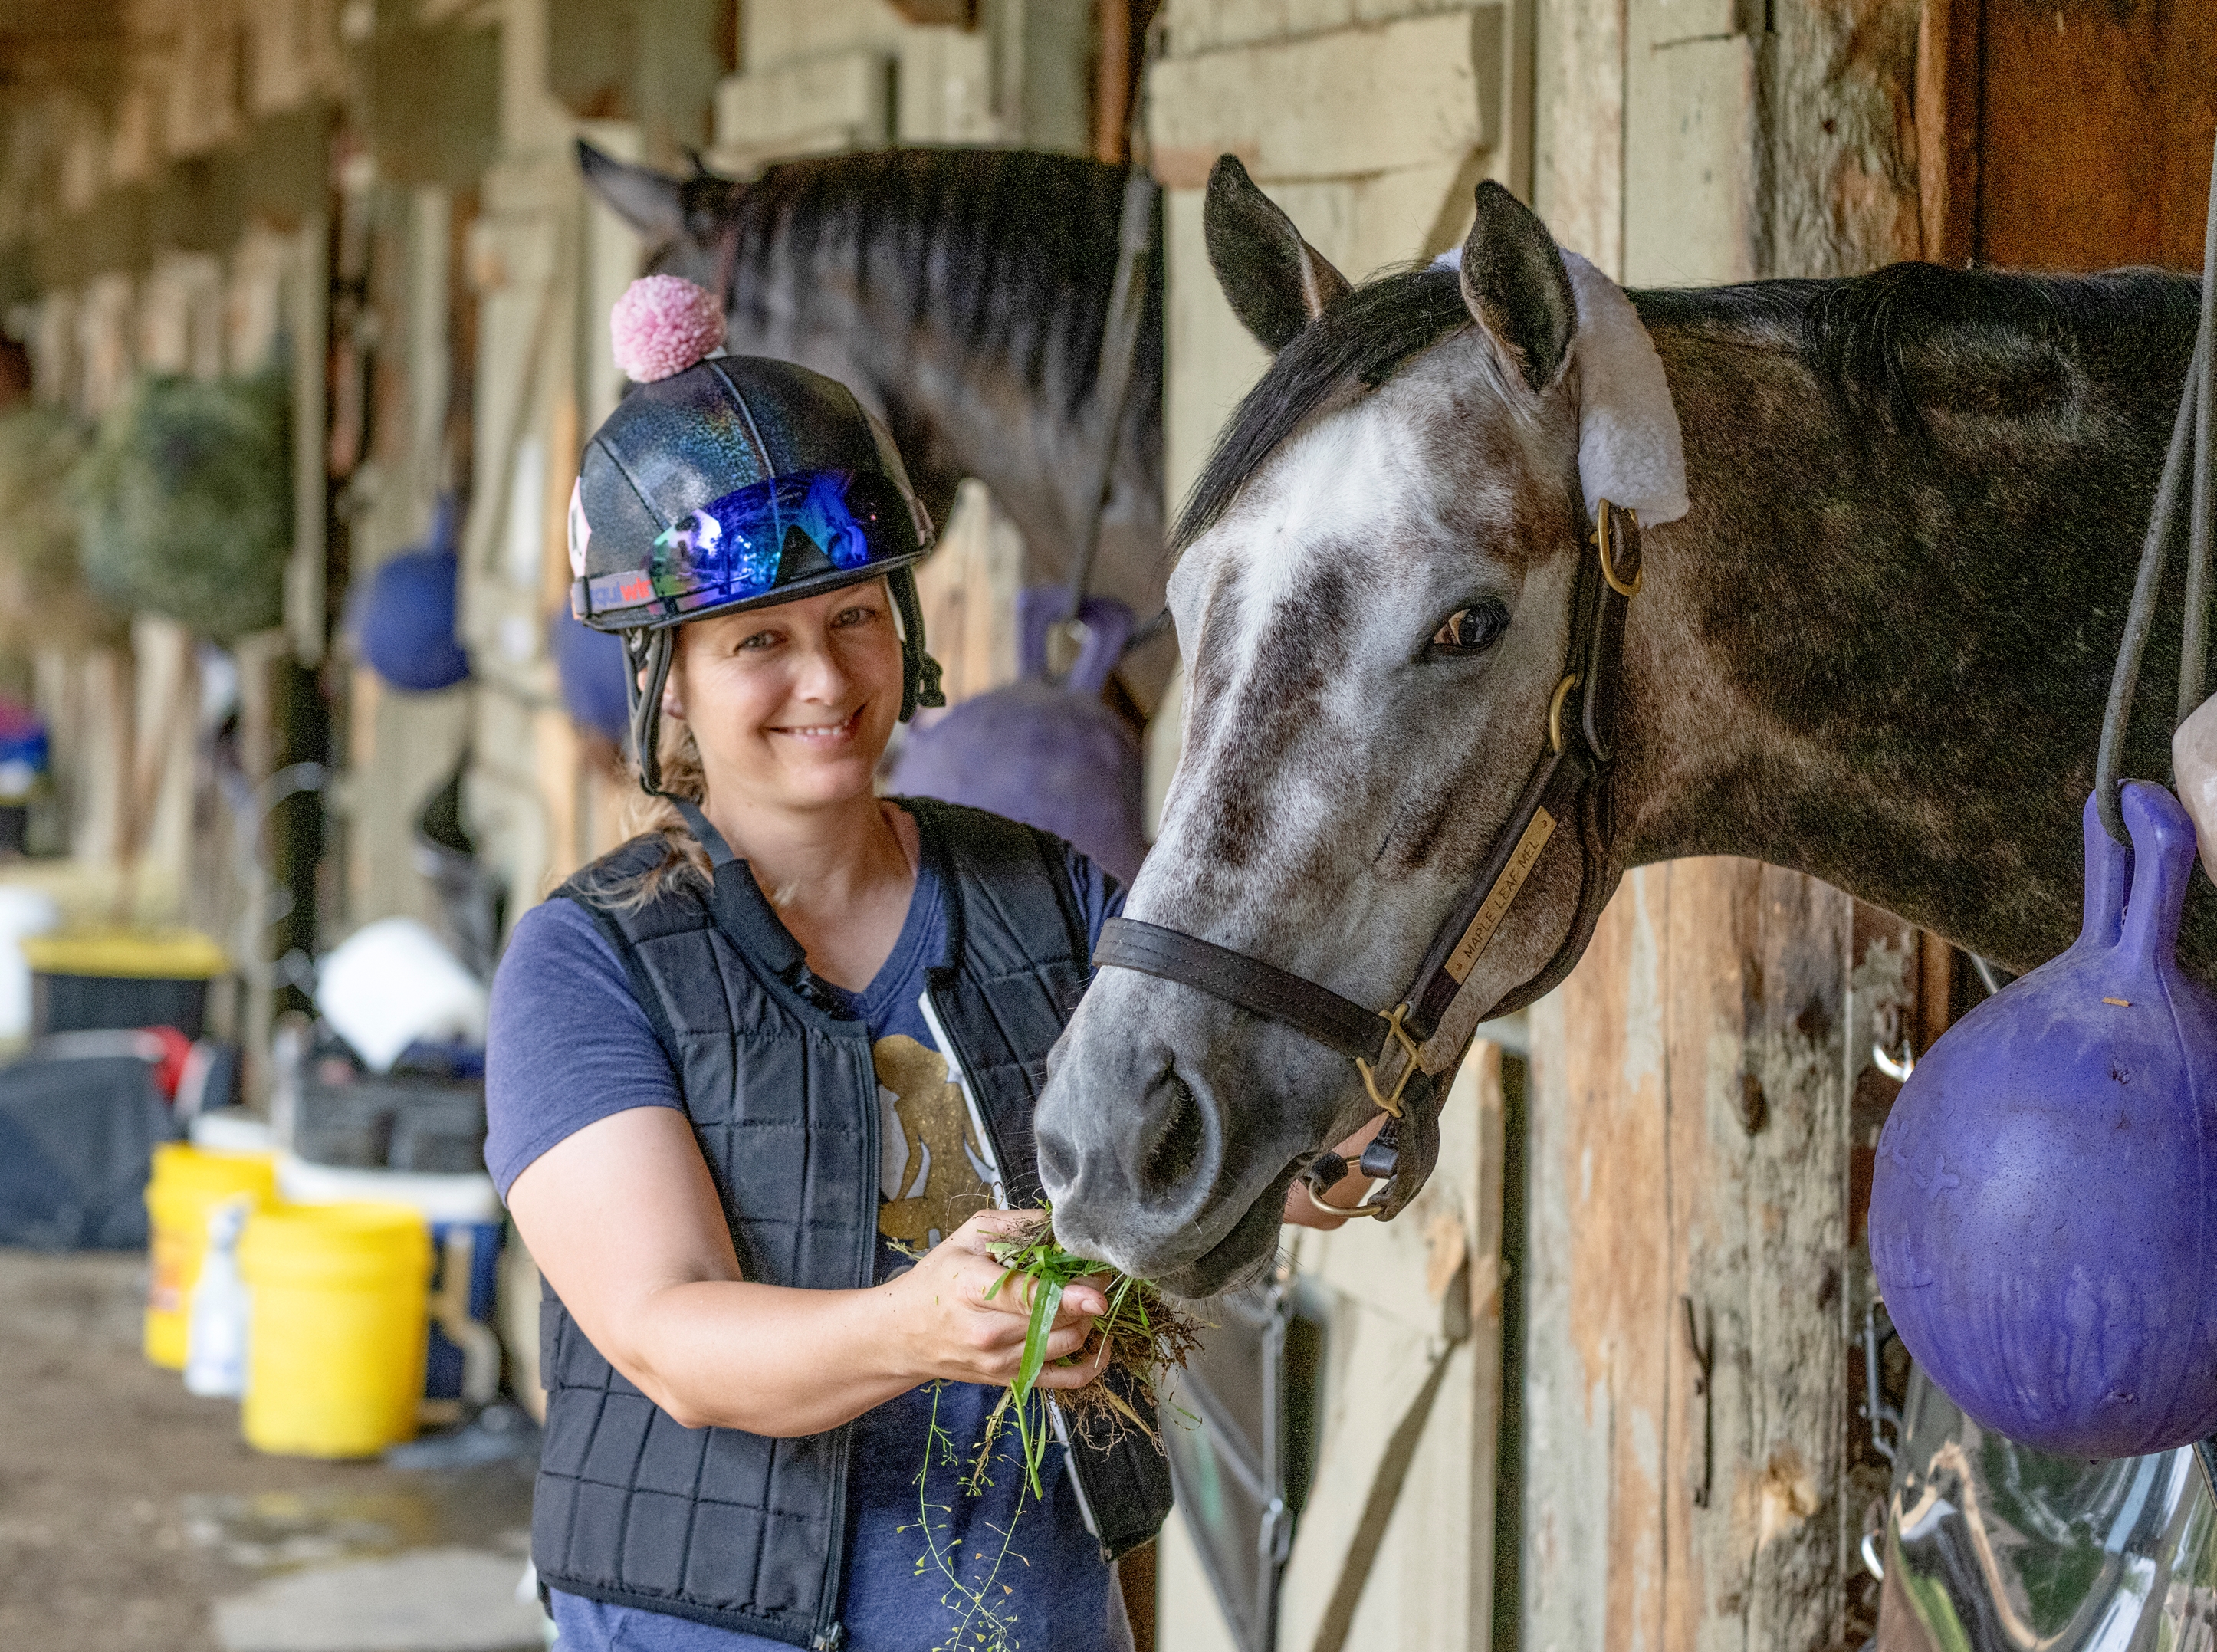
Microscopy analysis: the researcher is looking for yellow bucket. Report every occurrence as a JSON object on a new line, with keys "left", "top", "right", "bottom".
{"left": 143, "top": 1144, "right": 278, "bottom": 1369}
{"left": 238, "top": 1202, "right": 432, "bottom": 1458}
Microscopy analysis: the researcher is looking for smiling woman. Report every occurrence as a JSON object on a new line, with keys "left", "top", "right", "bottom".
{"left": 484, "top": 278, "right": 1171, "bottom": 1652}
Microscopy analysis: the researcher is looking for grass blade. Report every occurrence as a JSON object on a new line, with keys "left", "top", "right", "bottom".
{"left": 1014, "top": 1275, "right": 1063, "bottom": 1404}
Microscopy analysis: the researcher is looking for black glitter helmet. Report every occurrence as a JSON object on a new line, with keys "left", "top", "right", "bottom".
{"left": 570, "top": 285, "right": 945, "bottom": 793}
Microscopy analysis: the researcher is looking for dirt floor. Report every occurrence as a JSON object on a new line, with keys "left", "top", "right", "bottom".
{"left": 0, "top": 1248, "right": 539, "bottom": 1652}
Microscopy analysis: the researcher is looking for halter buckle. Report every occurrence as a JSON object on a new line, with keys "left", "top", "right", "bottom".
{"left": 1595, "top": 501, "right": 1644, "bottom": 597}
{"left": 1355, "top": 1002, "right": 1422, "bottom": 1118}
{"left": 1547, "top": 673, "right": 1581, "bottom": 755}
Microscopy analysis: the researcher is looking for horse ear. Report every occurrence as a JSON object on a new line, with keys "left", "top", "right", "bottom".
{"left": 578, "top": 141, "right": 688, "bottom": 242}
{"left": 1457, "top": 182, "right": 1576, "bottom": 393}
{"left": 1203, "top": 155, "right": 1353, "bottom": 353}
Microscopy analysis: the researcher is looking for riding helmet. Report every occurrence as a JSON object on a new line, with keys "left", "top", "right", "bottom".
{"left": 570, "top": 278, "right": 946, "bottom": 793}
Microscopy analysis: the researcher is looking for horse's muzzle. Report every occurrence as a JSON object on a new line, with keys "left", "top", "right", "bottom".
{"left": 1035, "top": 1048, "right": 1250, "bottom": 1281}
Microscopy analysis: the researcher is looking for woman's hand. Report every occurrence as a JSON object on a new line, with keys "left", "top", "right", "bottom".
{"left": 882, "top": 1211, "right": 1114, "bottom": 1391}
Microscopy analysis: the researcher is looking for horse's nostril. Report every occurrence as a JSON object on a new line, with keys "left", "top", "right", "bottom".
{"left": 1138, "top": 1062, "right": 1207, "bottom": 1192}
{"left": 1036, "top": 1125, "right": 1075, "bottom": 1193}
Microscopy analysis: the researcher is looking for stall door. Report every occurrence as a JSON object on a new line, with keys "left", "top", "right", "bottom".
{"left": 1922, "top": 0, "right": 2217, "bottom": 271}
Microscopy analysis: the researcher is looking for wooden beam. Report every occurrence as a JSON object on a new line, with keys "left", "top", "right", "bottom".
{"left": 1913, "top": 0, "right": 1981, "bottom": 264}
{"left": 1526, "top": 860, "right": 1861, "bottom": 1650}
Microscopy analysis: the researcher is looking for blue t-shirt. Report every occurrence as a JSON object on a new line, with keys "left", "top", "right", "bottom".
{"left": 486, "top": 825, "right": 1129, "bottom": 1652}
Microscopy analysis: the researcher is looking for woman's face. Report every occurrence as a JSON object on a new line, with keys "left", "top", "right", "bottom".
{"left": 669, "top": 578, "right": 905, "bottom": 813}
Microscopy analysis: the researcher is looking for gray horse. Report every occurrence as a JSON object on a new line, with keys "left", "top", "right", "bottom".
{"left": 1034, "top": 158, "right": 2217, "bottom": 1651}
{"left": 1036, "top": 161, "right": 2209, "bottom": 1298}
{"left": 577, "top": 143, "right": 1168, "bottom": 647}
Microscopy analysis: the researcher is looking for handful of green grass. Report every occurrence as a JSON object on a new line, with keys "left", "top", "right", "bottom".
{"left": 978, "top": 1210, "right": 1201, "bottom": 1496}
{"left": 906, "top": 1211, "right": 1200, "bottom": 1650}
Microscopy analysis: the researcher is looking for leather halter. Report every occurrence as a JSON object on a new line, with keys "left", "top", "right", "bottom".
{"left": 1092, "top": 501, "right": 1644, "bottom": 1220}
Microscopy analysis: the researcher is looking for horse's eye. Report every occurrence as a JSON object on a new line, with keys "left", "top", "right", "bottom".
{"left": 1430, "top": 602, "right": 1508, "bottom": 655}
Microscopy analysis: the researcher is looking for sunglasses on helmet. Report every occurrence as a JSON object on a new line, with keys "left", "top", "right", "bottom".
{"left": 572, "top": 468, "right": 923, "bottom": 627}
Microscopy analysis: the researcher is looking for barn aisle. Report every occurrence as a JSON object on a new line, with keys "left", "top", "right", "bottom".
{"left": 0, "top": 1249, "right": 540, "bottom": 1652}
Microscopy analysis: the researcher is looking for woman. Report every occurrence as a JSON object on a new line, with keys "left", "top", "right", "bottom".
{"left": 488, "top": 278, "right": 1177, "bottom": 1652}
{"left": 488, "top": 278, "right": 1371, "bottom": 1652}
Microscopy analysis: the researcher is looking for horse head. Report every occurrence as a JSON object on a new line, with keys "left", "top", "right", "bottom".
{"left": 1036, "top": 160, "right": 1670, "bottom": 1295}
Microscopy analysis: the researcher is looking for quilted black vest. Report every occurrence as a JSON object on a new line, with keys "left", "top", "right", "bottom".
{"left": 530, "top": 797, "right": 1171, "bottom": 1649}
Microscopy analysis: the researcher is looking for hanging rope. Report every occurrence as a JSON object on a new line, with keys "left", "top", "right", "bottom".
{"left": 1051, "top": 21, "right": 1167, "bottom": 678}
{"left": 2096, "top": 133, "right": 2217, "bottom": 843}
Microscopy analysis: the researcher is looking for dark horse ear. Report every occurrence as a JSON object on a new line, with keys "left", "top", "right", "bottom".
{"left": 1203, "top": 155, "right": 1353, "bottom": 353}
{"left": 578, "top": 141, "right": 688, "bottom": 242}
{"left": 1457, "top": 182, "right": 1576, "bottom": 394}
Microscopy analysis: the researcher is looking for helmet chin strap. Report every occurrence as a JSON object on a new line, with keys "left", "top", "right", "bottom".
{"left": 624, "top": 627, "right": 680, "bottom": 798}
{"left": 888, "top": 567, "right": 947, "bottom": 720}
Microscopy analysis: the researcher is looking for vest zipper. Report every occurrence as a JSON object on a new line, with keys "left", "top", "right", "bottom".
{"left": 813, "top": 1026, "right": 877, "bottom": 1652}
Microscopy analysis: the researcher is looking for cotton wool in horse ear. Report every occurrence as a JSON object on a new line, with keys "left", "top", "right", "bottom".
{"left": 1868, "top": 782, "right": 2217, "bottom": 1460}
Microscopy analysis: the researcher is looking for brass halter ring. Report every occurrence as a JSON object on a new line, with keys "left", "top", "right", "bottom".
{"left": 1595, "top": 501, "right": 1642, "bottom": 597}
{"left": 1355, "top": 1001, "right": 1421, "bottom": 1118}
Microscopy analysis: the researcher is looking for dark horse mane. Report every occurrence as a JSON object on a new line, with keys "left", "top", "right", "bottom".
{"left": 1174, "top": 260, "right": 2201, "bottom": 553}
{"left": 684, "top": 148, "right": 1161, "bottom": 424}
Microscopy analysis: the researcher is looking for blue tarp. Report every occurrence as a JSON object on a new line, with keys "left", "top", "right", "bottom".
{"left": 0, "top": 1055, "right": 170, "bottom": 1250}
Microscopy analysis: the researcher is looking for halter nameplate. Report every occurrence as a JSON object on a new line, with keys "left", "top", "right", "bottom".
{"left": 1444, "top": 806, "right": 1555, "bottom": 984}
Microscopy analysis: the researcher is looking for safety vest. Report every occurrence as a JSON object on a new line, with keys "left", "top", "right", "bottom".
{"left": 530, "top": 797, "right": 1171, "bottom": 1649}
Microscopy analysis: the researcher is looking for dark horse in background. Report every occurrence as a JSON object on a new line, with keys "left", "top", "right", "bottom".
{"left": 1035, "top": 163, "right": 2217, "bottom": 1647}
{"left": 578, "top": 143, "right": 1171, "bottom": 697}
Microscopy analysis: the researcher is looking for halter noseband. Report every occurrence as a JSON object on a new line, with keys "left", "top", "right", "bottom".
{"left": 1092, "top": 501, "right": 1644, "bottom": 1220}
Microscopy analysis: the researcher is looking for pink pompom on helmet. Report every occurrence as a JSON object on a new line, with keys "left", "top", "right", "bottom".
{"left": 609, "top": 274, "right": 725, "bottom": 384}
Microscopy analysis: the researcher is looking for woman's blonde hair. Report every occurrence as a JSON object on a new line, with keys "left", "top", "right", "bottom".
{"left": 576, "top": 696, "right": 714, "bottom": 911}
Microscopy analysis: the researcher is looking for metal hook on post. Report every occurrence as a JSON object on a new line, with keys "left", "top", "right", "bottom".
{"left": 1681, "top": 1296, "right": 1714, "bottom": 1509}
{"left": 1860, "top": 1299, "right": 1903, "bottom": 1465}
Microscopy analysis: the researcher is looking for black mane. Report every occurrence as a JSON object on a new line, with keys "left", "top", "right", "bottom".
{"left": 1174, "top": 260, "right": 2199, "bottom": 553}
{"left": 1640, "top": 262, "right": 2197, "bottom": 446}
{"left": 719, "top": 148, "right": 1161, "bottom": 422}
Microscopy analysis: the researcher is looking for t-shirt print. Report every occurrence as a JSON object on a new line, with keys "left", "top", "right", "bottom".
{"left": 873, "top": 1033, "right": 994, "bottom": 1248}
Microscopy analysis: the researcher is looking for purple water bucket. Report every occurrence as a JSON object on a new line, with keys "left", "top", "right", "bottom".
{"left": 1870, "top": 782, "right": 2217, "bottom": 1457}
{"left": 886, "top": 590, "right": 1148, "bottom": 885}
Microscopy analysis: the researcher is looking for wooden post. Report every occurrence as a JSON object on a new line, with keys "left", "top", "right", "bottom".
{"left": 1093, "top": 0, "right": 1133, "bottom": 165}
{"left": 1913, "top": 0, "right": 1982, "bottom": 266}
{"left": 1524, "top": 861, "right": 1868, "bottom": 1650}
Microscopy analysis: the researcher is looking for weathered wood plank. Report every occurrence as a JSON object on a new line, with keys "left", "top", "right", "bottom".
{"left": 1526, "top": 859, "right": 1861, "bottom": 1651}
{"left": 1525, "top": 865, "right": 1676, "bottom": 1651}
{"left": 1708, "top": 865, "right": 1852, "bottom": 1651}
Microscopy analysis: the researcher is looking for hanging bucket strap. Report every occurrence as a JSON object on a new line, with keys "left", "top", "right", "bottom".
{"left": 2096, "top": 131, "right": 2217, "bottom": 840}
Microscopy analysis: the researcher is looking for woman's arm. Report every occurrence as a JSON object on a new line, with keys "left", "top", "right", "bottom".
{"left": 508, "top": 1106, "right": 1110, "bottom": 1436}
